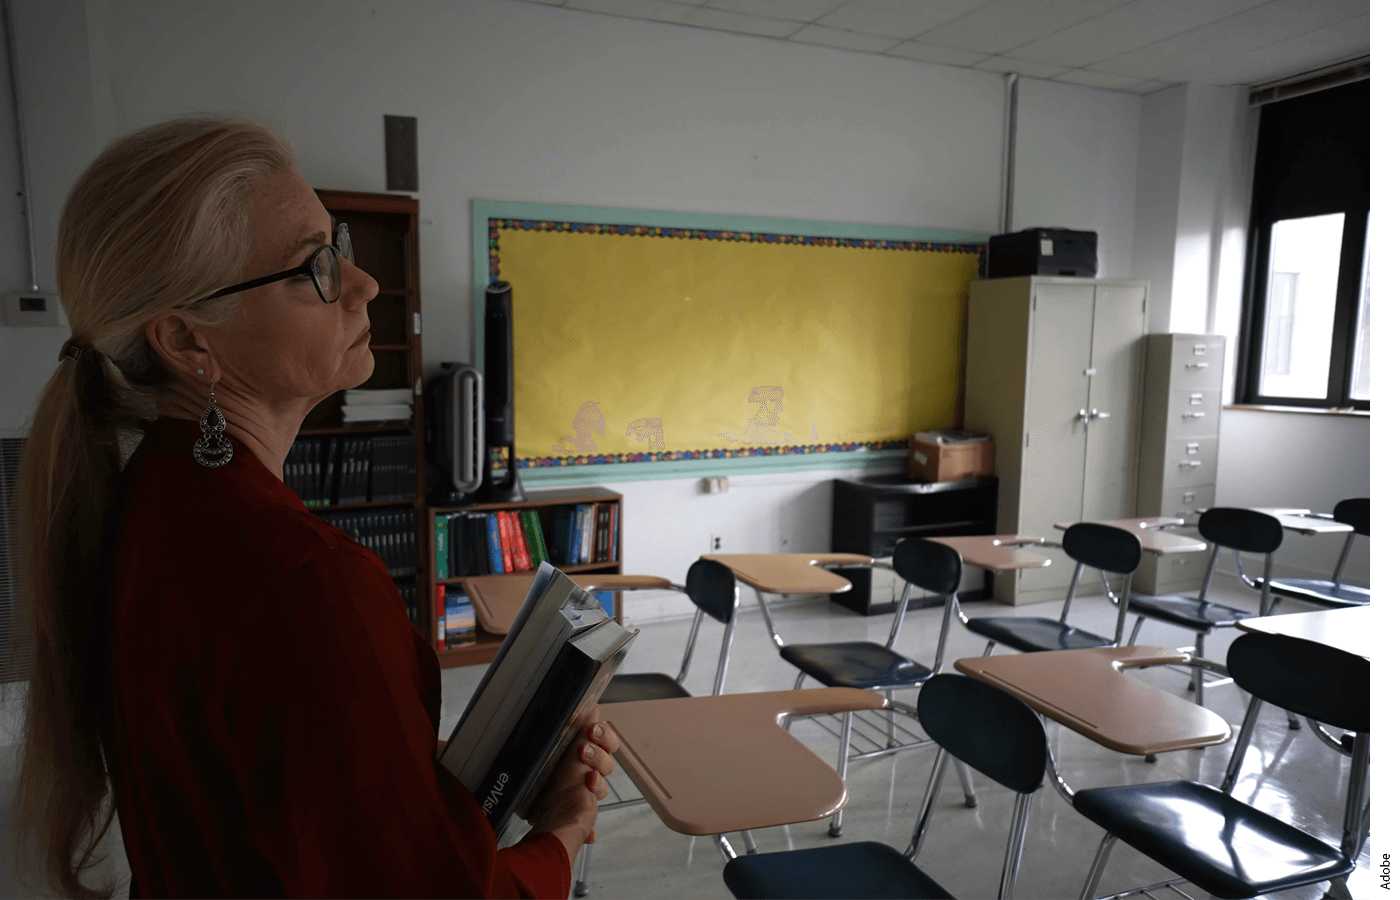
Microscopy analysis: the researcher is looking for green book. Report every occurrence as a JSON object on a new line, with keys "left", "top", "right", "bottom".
{"left": 435, "top": 514, "right": 451, "bottom": 579}
{"left": 522, "top": 510, "right": 547, "bottom": 568}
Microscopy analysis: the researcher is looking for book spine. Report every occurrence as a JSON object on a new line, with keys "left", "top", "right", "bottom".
{"left": 474, "top": 642, "right": 598, "bottom": 833}
{"left": 436, "top": 583, "right": 447, "bottom": 651}
{"left": 509, "top": 512, "right": 531, "bottom": 571}
{"left": 486, "top": 514, "right": 506, "bottom": 574}
{"left": 496, "top": 512, "right": 515, "bottom": 573}
{"left": 610, "top": 502, "right": 620, "bottom": 561}
{"left": 568, "top": 505, "right": 582, "bottom": 566}
{"left": 435, "top": 515, "right": 450, "bottom": 579}
{"left": 522, "top": 510, "right": 546, "bottom": 568}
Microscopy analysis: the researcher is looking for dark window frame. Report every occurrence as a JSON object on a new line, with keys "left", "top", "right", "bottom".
{"left": 1237, "top": 80, "right": 1369, "bottom": 411}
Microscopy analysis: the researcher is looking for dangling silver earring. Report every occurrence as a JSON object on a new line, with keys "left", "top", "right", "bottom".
{"left": 194, "top": 381, "right": 233, "bottom": 468}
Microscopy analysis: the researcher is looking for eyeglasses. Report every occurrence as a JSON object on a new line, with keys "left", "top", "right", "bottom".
{"left": 197, "top": 222, "right": 354, "bottom": 304}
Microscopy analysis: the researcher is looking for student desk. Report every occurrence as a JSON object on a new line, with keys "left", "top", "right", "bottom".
{"left": 1235, "top": 606, "right": 1373, "bottom": 660}
{"left": 1192, "top": 507, "right": 1355, "bottom": 537}
{"left": 602, "top": 688, "right": 887, "bottom": 841}
{"left": 926, "top": 535, "right": 1053, "bottom": 571}
{"left": 1052, "top": 517, "right": 1208, "bottom": 556}
{"left": 701, "top": 553, "right": 869, "bottom": 651}
{"left": 464, "top": 572, "right": 672, "bottom": 633}
{"left": 953, "top": 646, "right": 1232, "bottom": 756}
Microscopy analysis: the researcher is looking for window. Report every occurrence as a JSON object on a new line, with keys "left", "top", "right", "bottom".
{"left": 1239, "top": 80, "right": 1368, "bottom": 410}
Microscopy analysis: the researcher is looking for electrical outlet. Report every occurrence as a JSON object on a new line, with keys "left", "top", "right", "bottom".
{"left": 710, "top": 534, "right": 722, "bottom": 552}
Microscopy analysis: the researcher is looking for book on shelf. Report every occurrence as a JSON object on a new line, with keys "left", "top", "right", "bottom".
{"left": 432, "top": 501, "right": 619, "bottom": 578}
{"left": 444, "top": 586, "right": 475, "bottom": 645}
{"left": 436, "top": 583, "right": 447, "bottom": 650}
{"left": 438, "top": 563, "right": 637, "bottom": 847}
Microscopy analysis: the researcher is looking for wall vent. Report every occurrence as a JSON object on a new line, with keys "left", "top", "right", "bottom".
{"left": 1250, "top": 57, "right": 1368, "bottom": 107}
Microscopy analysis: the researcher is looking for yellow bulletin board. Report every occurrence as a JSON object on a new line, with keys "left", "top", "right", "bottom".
{"left": 473, "top": 202, "right": 988, "bottom": 482}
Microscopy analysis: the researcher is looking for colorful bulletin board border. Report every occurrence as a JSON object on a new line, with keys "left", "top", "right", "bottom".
{"left": 472, "top": 201, "right": 990, "bottom": 486}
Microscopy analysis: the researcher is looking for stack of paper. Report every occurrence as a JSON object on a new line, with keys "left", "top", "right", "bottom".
{"left": 342, "top": 388, "right": 413, "bottom": 425}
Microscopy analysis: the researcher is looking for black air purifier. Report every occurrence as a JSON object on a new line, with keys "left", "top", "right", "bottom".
{"left": 425, "top": 362, "right": 483, "bottom": 506}
{"left": 479, "top": 281, "right": 526, "bottom": 503}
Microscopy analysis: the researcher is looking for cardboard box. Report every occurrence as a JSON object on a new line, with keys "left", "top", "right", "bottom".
{"left": 908, "top": 433, "right": 994, "bottom": 482}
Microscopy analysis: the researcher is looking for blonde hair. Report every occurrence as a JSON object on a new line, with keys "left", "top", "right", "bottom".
{"left": 5, "top": 117, "right": 297, "bottom": 898}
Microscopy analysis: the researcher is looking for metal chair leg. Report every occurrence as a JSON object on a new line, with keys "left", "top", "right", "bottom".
{"left": 713, "top": 834, "right": 738, "bottom": 861}
{"left": 829, "top": 711, "right": 853, "bottom": 837}
{"left": 1079, "top": 832, "right": 1119, "bottom": 900}
{"left": 1128, "top": 615, "right": 1145, "bottom": 645}
{"left": 886, "top": 689, "right": 897, "bottom": 748}
{"left": 982, "top": 639, "right": 996, "bottom": 657}
{"left": 573, "top": 842, "right": 592, "bottom": 897}
{"left": 784, "top": 671, "right": 806, "bottom": 732}
{"left": 741, "top": 830, "right": 759, "bottom": 854}
{"left": 1190, "top": 632, "right": 1206, "bottom": 703}
{"left": 955, "top": 759, "right": 978, "bottom": 808}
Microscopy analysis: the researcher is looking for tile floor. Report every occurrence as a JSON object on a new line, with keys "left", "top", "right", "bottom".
{"left": 0, "top": 573, "right": 1370, "bottom": 899}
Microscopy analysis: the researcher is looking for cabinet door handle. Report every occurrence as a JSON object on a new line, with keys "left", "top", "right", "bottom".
{"left": 1182, "top": 412, "right": 1206, "bottom": 420}
{"left": 1077, "top": 408, "right": 1090, "bottom": 423}
{"left": 1089, "top": 408, "right": 1111, "bottom": 420}
{"left": 1185, "top": 361, "right": 1210, "bottom": 369}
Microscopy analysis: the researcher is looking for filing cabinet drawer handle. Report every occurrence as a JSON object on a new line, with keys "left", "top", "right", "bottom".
{"left": 1185, "top": 362, "right": 1210, "bottom": 369}
{"left": 1182, "top": 412, "right": 1206, "bottom": 420}
{"left": 1179, "top": 460, "right": 1203, "bottom": 468}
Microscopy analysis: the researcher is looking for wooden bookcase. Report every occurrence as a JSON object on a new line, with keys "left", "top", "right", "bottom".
{"left": 302, "top": 189, "right": 431, "bottom": 644}
{"left": 429, "top": 487, "right": 625, "bottom": 668}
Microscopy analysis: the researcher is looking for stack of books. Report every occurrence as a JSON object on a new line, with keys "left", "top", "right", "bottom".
{"left": 434, "top": 502, "right": 620, "bottom": 579}
{"left": 286, "top": 434, "right": 417, "bottom": 506}
{"left": 342, "top": 388, "right": 413, "bottom": 426}
{"left": 438, "top": 564, "right": 637, "bottom": 847}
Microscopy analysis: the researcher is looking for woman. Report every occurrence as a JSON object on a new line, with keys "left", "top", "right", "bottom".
{"left": 9, "top": 117, "right": 616, "bottom": 899}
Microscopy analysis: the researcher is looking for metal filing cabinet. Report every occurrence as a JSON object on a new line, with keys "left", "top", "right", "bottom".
{"left": 965, "top": 277, "right": 1149, "bottom": 605}
{"left": 1133, "top": 333, "right": 1227, "bottom": 594}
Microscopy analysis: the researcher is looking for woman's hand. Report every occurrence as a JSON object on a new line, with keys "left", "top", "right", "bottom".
{"left": 525, "top": 706, "right": 619, "bottom": 859}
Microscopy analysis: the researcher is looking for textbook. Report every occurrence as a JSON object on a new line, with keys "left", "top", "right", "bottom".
{"left": 437, "top": 562, "right": 638, "bottom": 848}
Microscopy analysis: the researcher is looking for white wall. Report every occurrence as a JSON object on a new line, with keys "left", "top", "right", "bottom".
{"left": 0, "top": 0, "right": 1149, "bottom": 617}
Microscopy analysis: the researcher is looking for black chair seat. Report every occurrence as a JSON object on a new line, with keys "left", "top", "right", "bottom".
{"left": 600, "top": 672, "right": 691, "bottom": 704}
{"left": 779, "top": 642, "right": 933, "bottom": 690}
{"left": 963, "top": 616, "right": 1113, "bottom": 654}
{"left": 1269, "top": 578, "right": 1369, "bottom": 609}
{"left": 723, "top": 840, "right": 953, "bottom": 899}
{"left": 1127, "top": 594, "right": 1253, "bottom": 631}
{"left": 1073, "top": 780, "right": 1353, "bottom": 899}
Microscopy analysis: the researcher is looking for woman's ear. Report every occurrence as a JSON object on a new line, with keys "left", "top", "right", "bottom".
{"left": 145, "top": 311, "right": 217, "bottom": 382}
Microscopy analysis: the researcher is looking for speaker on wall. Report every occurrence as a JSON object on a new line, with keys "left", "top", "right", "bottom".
{"left": 479, "top": 281, "right": 525, "bottom": 503}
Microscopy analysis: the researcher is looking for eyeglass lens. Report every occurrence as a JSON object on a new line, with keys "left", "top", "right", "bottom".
{"left": 312, "top": 224, "right": 353, "bottom": 303}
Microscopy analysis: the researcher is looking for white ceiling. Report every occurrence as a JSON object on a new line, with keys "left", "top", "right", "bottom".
{"left": 515, "top": 0, "right": 1369, "bottom": 94}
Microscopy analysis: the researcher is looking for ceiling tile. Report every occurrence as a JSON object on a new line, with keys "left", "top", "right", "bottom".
{"left": 1005, "top": 0, "right": 1272, "bottom": 68}
{"left": 973, "top": 56, "right": 1070, "bottom": 78}
{"left": 564, "top": 0, "right": 695, "bottom": 23}
{"left": 1052, "top": 69, "right": 1144, "bottom": 90}
{"left": 1165, "top": 13, "right": 1368, "bottom": 86}
{"left": 684, "top": 6, "right": 806, "bottom": 36}
{"left": 789, "top": 22, "right": 905, "bottom": 51}
{"left": 703, "top": 0, "right": 847, "bottom": 22}
{"left": 1089, "top": 0, "right": 1370, "bottom": 80}
{"left": 913, "top": 0, "right": 1132, "bottom": 55}
{"left": 515, "top": 0, "right": 569, "bottom": 6}
{"left": 884, "top": 42, "right": 991, "bottom": 66}
{"left": 815, "top": 0, "right": 992, "bottom": 40}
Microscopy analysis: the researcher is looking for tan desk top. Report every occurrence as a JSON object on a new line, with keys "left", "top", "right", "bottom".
{"left": 1053, "top": 518, "right": 1208, "bottom": 555}
{"left": 1236, "top": 606, "right": 1373, "bottom": 660}
{"left": 1192, "top": 508, "right": 1355, "bottom": 536}
{"left": 954, "top": 646, "right": 1233, "bottom": 756}
{"left": 927, "top": 535, "right": 1053, "bottom": 571}
{"left": 603, "top": 688, "right": 887, "bottom": 835}
{"left": 702, "top": 554, "right": 860, "bottom": 594}
{"left": 463, "top": 573, "right": 672, "bottom": 634}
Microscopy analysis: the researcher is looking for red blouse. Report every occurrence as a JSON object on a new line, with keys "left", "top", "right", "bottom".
{"left": 103, "top": 416, "right": 571, "bottom": 898}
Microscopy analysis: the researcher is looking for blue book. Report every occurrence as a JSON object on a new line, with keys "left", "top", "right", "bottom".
{"left": 568, "top": 504, "right": 584, "bottom": 566}
{"left": 593, "top": 590, "right": 614, "bottom": 618}
{"left": 485, "top": 514, "right": 506, "bottom": 574}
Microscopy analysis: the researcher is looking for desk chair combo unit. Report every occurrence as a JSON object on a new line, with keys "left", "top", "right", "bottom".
{"left": 1263, "top": 497, "right": 1369, "bottom": 610}
{"left": 928, "top": 523, "right": 1142, "bottom": 673}
{"left": 722, "top": 673, "right": 1051, "bottom": 900}
{"left": 573, "top": 560, "right": 742, "bottom": 897}
{"left": 746, "top": 541, "right": 978, "bottom": 837}
{"left": 1122, "top": 507, "right": 1283, "bottom": 704}
{"left": 1074, "top": 631, "right": 1367, "bottom": 900}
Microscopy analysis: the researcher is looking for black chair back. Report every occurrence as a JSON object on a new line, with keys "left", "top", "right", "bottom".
{"left": 1333, "top": 497, "right": 1369, "bottom": 536}
{"left": 1198, "top": 507, "right": 1284, "bottom": 554}
{"left": 892, "top": 539, "right": 962, "bottom": 597}
{"left": 1062, "top": 522, "right": 1142, "bottom": 575}
{"left": 686, "top": 558, "right": 738, "bottom": 624}
{"left": 917, "top": 674, "right": 1047, "bottom": 794}
{"left": 1227, "top": 632, "right": 1369, "bottom": 734}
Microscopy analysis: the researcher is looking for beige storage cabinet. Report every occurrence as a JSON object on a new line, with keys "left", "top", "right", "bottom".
{"left": 964, "top": 277, "right": 1149, "bottom": 605}
{"left": 1133, "top": 333, "right": 1226, "bottom": 594}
